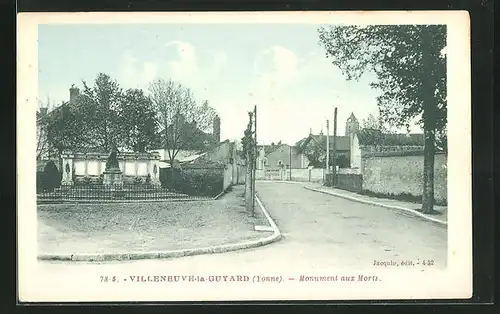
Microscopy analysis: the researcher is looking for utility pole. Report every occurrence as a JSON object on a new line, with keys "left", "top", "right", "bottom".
{"left": 326, "top": 120, "right": 330, "bottom": 175}
{"left": 252, "top": 105, "right": 257, "bottom": 211}
{"left": 332, "top": 107, "right": 338, "bottom": 186}
{"left": 289, "top": 145, "right": 292, "bottom": 181}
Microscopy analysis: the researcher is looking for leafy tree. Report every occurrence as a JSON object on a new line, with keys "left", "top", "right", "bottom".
{"left": 301, "top": 139, "right": 325, "bottom": 168}
{"left": 77, "top": 73, "right": 123, "bottom": 151}
{"left": 435, "top": 127, "right": 447, "bottom": 152}
{"left": 318, "top": 25, "right": 446, "bottom": 214}
{"left": 148, "top": 79, "right": 217, "bottom": 169}
{"left": 362, "top": 114, "right": 379, "bottom": 130}
{"left": 361, "top": 113, "right": 393, "bottom": 132}
{"left": 118, "top": 88, "right": 158, "bottom": 152}
{"left": 45, "top": 103, "right": 86, "bottom": 170}
{"left": 36, "top": 103, "right": 50, "bottom": 160}
{"left": 359, "top": 114, "right": 388, "bottom": 147}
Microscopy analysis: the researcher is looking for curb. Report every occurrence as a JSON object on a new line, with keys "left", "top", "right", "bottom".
{"left": 213, "top": 191, "right": 225, "bottom": 200}
{"left": 304, "top": 186, "right": 447, "bottom": 227}
{"left": 38, "top": 194, "right": 282, "bottom": 262}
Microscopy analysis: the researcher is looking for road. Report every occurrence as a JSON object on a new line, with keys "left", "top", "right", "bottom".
{"left": 24, "top": 181, "right": 449, "bottom": 301}
{"left": 33, "top": 181, "right": 447, "bottom": 272}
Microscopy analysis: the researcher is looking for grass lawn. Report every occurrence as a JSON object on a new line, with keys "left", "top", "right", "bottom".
{"left": 38, "top": 185, "right": 271, "bottom": 255}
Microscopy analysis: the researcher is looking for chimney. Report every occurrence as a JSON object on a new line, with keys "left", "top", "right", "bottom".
{"left": 213, "top": 115, "right": 221, "bottom": 143}
{"left": 69, "top": 85, "right": 80, "bottom": 104}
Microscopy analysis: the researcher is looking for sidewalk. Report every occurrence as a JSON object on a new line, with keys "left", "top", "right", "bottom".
{"left": 303, "top": 182, "right": 447, "bottom": 226}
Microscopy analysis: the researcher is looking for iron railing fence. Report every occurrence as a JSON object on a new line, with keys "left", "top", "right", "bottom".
{"left": 37, "top": 183, "right": 215, "bottom": 203}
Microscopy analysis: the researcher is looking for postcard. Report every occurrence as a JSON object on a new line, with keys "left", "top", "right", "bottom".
{"left": 17, "top": 11, "right": 471, "bottom": 302}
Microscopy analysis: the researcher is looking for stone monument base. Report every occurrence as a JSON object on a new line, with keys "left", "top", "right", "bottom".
{"left": 103, "top": 169, "right": 123, "bottom": 187}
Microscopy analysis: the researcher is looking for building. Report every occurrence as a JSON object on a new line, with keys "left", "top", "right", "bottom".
{"left": 345, "top": 112, "right": 360, "bottom": 137}
{"left": 187, "top": 140, "right": 238, "bottom": 166}
{"left": 349, "top": 131, "right": 425, "bottom": 170}
{"left": 150, "top": 115, "right": 222, "bottom": 166}
{"left": 295, "top": 112, "right": 425, "bottom": 169}
{"left": 295, "top": 113, "right": 358, "bottom": 169}
{"left": 256, "top": 143, "right": 309, "bottom": 170}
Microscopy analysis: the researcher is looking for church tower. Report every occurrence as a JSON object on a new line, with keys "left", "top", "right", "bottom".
{"left": 69, "top": 85, "right": 80, "bottom": 105}
{"left": 345, "top": 112, "right": 359, "bottom": 136}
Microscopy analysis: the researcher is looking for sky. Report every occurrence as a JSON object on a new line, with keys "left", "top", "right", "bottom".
{"left": 38, "top": 23, "right": 422, "bottom": 145}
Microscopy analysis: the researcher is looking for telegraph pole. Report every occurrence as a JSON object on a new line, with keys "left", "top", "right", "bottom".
{"left": 326, "top": 120, "right": 330, "bottom": 175}
{"left": 252, "top": 105, "right": 257, "bottom": 211}
{"left": 332, "top": 107, "right": 338, "bottom": 186}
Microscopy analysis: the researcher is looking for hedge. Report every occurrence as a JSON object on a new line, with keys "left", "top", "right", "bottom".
{"left": 160, "top": 167, "right": 224, "bottom": 197}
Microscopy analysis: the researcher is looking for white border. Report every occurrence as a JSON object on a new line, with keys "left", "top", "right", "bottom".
{"left": 17, "top": 11, "right": 472, "bottom": 302}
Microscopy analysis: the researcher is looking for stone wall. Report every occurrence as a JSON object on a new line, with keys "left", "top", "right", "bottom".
{"left": 336, "top": 174, "right": 363, "bottom": 192}
{"left": 223, "top": 165, "right": 233, "bottom": 191}
{"left": 256, "top": 168, "right": 324, "bottom": 183}
{"left": 361, "top": 153, "right": 447, "bottom": 204}
{"left": 236, "top": 164, "right": 246, "bottom": 184}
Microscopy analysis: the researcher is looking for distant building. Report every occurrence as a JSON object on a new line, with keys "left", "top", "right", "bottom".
{"left": 256, "top": 143, "right": 309, "bottom": 170}
{"left": 296, "top": 112, "right": 425, "bottom": 169}
{"left": 296, "top": 133, "right": 351, "bottom": 168}
{"left": 150, "top": 114, "right": 222, "bottom": 165}
{"left": 187, "top": 140, "right": 238, "bottom": 167}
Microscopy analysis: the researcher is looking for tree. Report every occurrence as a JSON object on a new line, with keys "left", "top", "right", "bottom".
{"left": 45, "top": 103, "right": 86, "bottom": 170}
{"left": 36, "top": 101, "right": 50, "bottom": 160}
{"left": 360, "top": 114, "right": 387, "bottom": 147}
{"left": 241, "top": 111, "right": 255, "bottom": 216}
{"left": 318, "top": 25, "right": 446, "bottom": 213}
{"left": 77, "top": 73, "right": 123, "bottom": 151}
{"left": 435, "top": 126, "right": 447, "bottom": 152}
{"left": 148, "top": 78, "right": 217, "bottom": 170}
{"left": 36, "top": 119, "right": 49, "bottom": 160}
{"left": 118, "top": 88, "right": 158, "bottom": 152}
{"left": 301, "top": 139, "right": 325, "bottom": 168}
{"left": 361, "top": 113, "right": 393, "bottom": 132}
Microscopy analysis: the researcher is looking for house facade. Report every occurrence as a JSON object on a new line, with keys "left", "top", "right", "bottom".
{"left": 256, "top": 144, "right": 309, "bottom": 170}
{"left": 294, "top": 112, "right": 361, "bottom": 169}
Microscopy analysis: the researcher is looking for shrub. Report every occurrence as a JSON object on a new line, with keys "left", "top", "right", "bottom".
{"left": 41, "top": 161, "right": 61, "bottom": 192}
{"left": 96, "top": 174, "right": 104, "bottom": 185}
{"left": 161, "top": 167, "right": 224, "bottom": 197}
{"left": 82, "top": 176, "right": 91, "bottom": 186}
{"left": 133, "top": 176, "right": 142, "bottom": 185}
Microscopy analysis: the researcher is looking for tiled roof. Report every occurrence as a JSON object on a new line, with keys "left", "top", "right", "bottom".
{"left": 310, "top": 135, "right": 351, "bottom": 151}
{"left": 258, "top": 144, "right": 279, "bottom": 156}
